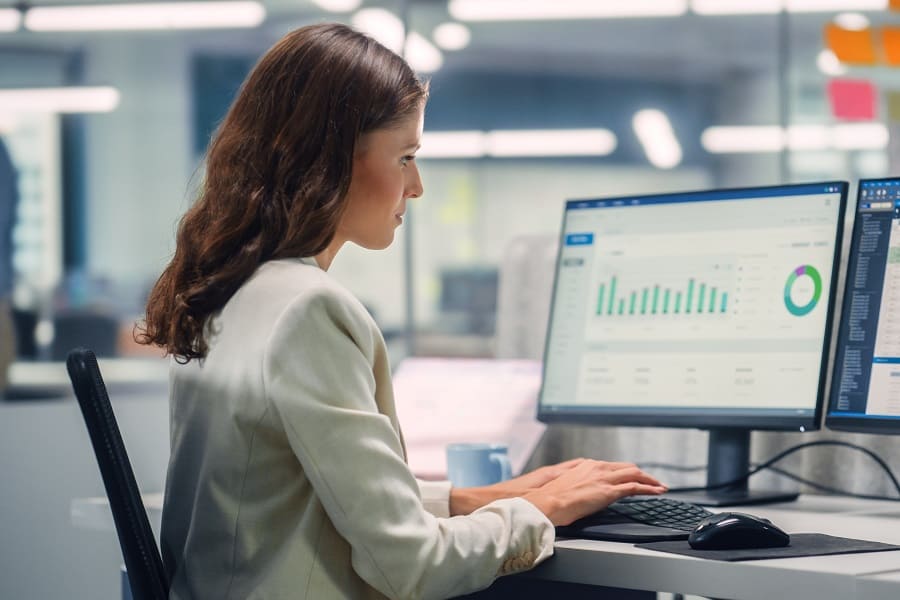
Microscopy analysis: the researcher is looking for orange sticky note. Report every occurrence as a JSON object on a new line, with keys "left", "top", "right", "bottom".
{"left": 824, "top": 23, "right": 877, "bottom": 65}
{"left": 883, "top": 27, "right": 900, "bottom": 66}
{"left": 827, "top": 79, "right": 877, "bottom": 120}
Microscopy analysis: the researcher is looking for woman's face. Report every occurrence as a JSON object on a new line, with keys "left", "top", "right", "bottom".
{"left": 336, "top": 105, "right": 425, "bottom": 250}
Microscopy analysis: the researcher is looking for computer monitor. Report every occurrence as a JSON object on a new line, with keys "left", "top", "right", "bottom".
{"left": 538, "top": 182, "right": 848, "bottom": 506}
{"left": 827, "top": 177, "right": 900, "bottom": 435}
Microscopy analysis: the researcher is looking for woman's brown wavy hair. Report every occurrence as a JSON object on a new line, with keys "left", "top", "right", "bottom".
{"left": 137, "top": 23, "right": 428, "bottom": 362}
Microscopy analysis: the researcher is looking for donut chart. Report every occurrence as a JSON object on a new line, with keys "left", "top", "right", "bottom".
{"left": 784, "top": 265, "right": 822, "bottom": 317}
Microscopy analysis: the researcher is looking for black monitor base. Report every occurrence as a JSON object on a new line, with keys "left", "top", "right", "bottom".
{"left": 665, "top": 489, "right": 799, "bottom": 508}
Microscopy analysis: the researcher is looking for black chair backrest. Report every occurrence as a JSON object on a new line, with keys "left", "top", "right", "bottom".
{"left": 66, "top": 347, "right": 169, "bottom": 600}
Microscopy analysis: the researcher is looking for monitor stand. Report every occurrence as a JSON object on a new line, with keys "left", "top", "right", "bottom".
{"left": 665, "top": 428, "right": 799, "bottom": 507}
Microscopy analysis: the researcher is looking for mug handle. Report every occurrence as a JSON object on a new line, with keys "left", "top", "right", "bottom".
{"left": 490, "top": 452, "right": 512, "bottom": 482}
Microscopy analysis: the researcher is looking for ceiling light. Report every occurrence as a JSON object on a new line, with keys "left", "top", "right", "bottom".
{"left": 352, "top": 8, "right": 404, "bottom": 52}
{"left": 786, "top": 0, "right": 886, "bottom": 12}
{"left": 833, "top": 12, "right": 870, "bottom": 30}
{"left": 404, "top": 32, "right": 444, "bottom": 73}
{"left": 486, "top": 129, "right": 617, "bottom": 157}
{"left": 632, "top": 109, "right": 682, "bottom": 169}
{"left": 0, "top": 8, "right": 21, "bottom": 31}
{"left": 0, "top": 87, "right": 120, "bottom": 113}
{"left": 433, "top": 22, "right": 471, "bottom": 51}
{"left": 691, "top": 0, "right": 782, "bottom": 15}
{"left": 448, "top": 0, "right": 688, "bottom": 21}
{"left": 312, "top": 0, "right": 363, "bottom": 12}
{"left": 831, "top": 122, "right": 888, "bottom": 149}
{"left": 702, "top": 123, "right": 889, "bottom": 153}
{"left": 419, "top": 131, "right": 487, "bottom": 158}
{"left": 817, "top": 49, "right": 847, "bottom": 76}
{"left": 24, "top": 1, "right": 265, "bottom": 31}
{"left": 701, "top": 126, "right": 784, "bottom": 153}
{"left": 786, "top": 125, "right": 830, "bottom": 150}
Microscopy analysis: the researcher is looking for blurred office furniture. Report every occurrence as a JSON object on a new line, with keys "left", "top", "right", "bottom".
{"left": 52, "top": 307, "right": 120, "bottom": 360}
{"left": 11, "top": 306, "right": 38, "bottom": 359}
{"left": 439, "top": 266, "right": 499, "bottom": 336}
{"left": 495, "top": 235, "right": 558, "bottom": 361}
{"left": 392, "top": 357, "right": 546, "bottom": 480}
{"left": 66, "top": 347, "right": 169, "bottom": 600}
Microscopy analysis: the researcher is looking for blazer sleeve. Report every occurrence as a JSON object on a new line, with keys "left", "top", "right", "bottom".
{"left": 416, "top": 479, "right": 452, "bottom": 518}
{"left": 263, "top": 289, "right": 555, "bottom": 600}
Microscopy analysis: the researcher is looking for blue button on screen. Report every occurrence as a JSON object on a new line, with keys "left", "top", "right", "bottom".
{"left": 565, "top": 233, "right": 594, "bottom": 246}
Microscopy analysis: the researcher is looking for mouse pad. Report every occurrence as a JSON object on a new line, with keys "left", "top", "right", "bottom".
{"left": 636, "top": 533, "right": 900, "bottom": 561}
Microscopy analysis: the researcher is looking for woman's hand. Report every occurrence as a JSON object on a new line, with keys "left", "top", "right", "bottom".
{"left": 450, "top": 458, "right": 666, "bottom": 525}
{"left": 522, "top": 460, "right": 667, "bottom": 526}
{"left": 449, "top": 459, "right": 588, "bottom": 515}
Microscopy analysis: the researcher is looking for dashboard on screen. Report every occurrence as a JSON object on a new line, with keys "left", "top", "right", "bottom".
{"left": 539, "top": 182, "right": 848, "bottom": 431}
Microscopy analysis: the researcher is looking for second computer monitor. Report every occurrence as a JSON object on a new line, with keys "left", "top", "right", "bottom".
{"left": 828, "top": 177, "right": 900, "bottom": 434}
{"left": 538, "top": 182, "right": 848, "bottom": 505}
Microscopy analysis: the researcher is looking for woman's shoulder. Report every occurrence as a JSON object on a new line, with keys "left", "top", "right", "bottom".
{"left": 236, "top": 258, "right": 369, "bottom": 324}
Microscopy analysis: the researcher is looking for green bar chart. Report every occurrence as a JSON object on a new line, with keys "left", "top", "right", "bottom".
{"left": 594, "top": 275, "right": 729, "bottom": 317}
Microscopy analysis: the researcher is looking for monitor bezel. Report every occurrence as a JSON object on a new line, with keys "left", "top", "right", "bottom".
{"left": 826, "top": 177, "right": 900, "bottom": 435}
{"left": 537, "top": 181, "right": 849, "bottom": 432}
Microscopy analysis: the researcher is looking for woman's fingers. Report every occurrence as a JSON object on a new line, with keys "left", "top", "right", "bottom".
{"left": 612, "top": 482, "right": 668, "bottom": 499}
{"left": 601, "top": 466, "right": 666, "bottom": 488}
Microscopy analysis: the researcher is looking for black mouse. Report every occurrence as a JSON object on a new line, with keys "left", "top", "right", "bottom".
{"left": 688, "top": 512, "right": 790, "bottom": 550}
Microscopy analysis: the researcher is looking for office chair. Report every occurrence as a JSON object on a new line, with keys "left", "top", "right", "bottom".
{"left": 66, "top": 347, "right": 169, "bottom": 600}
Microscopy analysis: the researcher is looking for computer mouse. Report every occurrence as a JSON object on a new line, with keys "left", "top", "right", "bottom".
{"left": 688, "top": 512, "right": 790, "bottom": 550}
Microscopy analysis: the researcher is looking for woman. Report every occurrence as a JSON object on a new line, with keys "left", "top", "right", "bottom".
{"left": 139, "top": 23, "right": 665, "bottom": 600}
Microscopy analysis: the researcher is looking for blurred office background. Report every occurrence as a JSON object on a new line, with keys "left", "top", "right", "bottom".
{"left": 3, "top": 1, "right": 900, "bottom": 598}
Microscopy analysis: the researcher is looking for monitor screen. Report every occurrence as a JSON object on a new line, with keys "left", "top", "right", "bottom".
{"left": 827, "top": 178, "right": 900, "bottom": 434}
{"left": 539, "top": 182, "right": 848, "bottom": 432}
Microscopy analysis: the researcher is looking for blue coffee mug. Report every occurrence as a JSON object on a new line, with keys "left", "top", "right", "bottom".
{"left": 446, "top": 443, "right": 512, "bottom": 488}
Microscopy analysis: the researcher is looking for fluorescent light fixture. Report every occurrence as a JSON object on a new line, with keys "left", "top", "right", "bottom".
{"left": 486, "top": 129, "right": 617, "bottom": 157}
{"left": 449, "top": 0, "right": 688, "bottom": 21}
{"left": 702, "top": 123, "right": 889, "bottom": 153}
{"left": 0, "top": 8, "right": 21, "bottom": 31}
{"left": 831, "top": 122, "right": 888, "bottom": 149}
{"left": 833, "top": 12, "right": 870, "bottom": 30}
{"left": 817, "top": 49, "right": 847, "bottom": 76}
{"left": 786, "top": 0, "right": 886, "bottom": 12}
{"left": 632, "top": 109, "right": 682, "bottom": 168}
{"left": 433, "top": 22, "right": 471, "bottom": 51}
{"left": 701, "top": 126, "right": 784, "bottom": 153}
{"left": 691, "top": 0, "right": 781, "bottom": 15}
{"left": 0, "top": 87, "right": 120, "bottom": 113}
{"left": 352, "top": 8, "right": 404, "bottom": 52}
{"left": 419, "top": 131, "right": 487, "bottom": 158}
{"left": 405, "top": 32, "right": 444, "bottom": 73}
{"left": 419, "top": 129, "right": 618, "bottom": 158}
{"left": 25, "top": 1, "right": 265, "bottom": 31}
{"left": 786, "top": 125, "right": 830, "bottom": 150}
{"left": 312, "top": 0, "right": 363, "bottom": 12}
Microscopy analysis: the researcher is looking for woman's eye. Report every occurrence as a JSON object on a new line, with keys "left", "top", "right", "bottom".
{"left": 401, "top": 155, "right": 416, "bottom": 166}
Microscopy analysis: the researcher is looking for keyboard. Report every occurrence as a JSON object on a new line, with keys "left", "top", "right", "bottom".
{"left": 556, "top": 497, "right": 716, "bottom": 542}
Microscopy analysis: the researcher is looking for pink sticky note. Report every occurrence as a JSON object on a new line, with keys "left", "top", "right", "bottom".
{"left": 827, "top": 79, "right": 877, "bottom": 120}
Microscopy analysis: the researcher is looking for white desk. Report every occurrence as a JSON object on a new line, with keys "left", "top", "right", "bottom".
{"left": 858, "top": 570, "right": 900, "bottom": 600}
{"left": 525, "top": 496, "right": 900, "bottom": 600}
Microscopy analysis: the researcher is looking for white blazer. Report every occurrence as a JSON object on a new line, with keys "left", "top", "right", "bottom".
{"left": 161, "top": 257, "right": 554, "bottom": 600}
